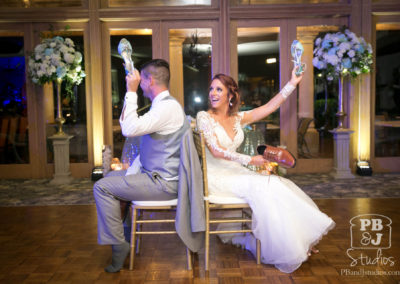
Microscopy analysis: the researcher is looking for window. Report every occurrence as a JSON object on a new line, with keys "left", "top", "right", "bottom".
{"left": 110, "top": 32, "right": 152, "bottom": 161}
{"left": 0, "top": 35, "right": 29, "bottom": 164}
{"left": 374, "top": 27, "right": 400, "bottom": 157}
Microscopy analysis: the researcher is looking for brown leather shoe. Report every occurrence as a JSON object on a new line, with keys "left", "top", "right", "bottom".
{"left": 257, "top": 145, "right": 296, "bottom": 169}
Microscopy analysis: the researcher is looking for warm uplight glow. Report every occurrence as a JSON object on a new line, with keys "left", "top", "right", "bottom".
{"left": 266, "top": 58, "right": 277, "bottom": 64}
{"left": 357, "top": 77, "right": 370, "bottom": 161}
{"left": 93, "top": 127, "right": 104, "bottom": 166}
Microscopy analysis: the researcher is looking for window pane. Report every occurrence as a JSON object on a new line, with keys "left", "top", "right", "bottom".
{"left": 237, "top": 27, "right": 280, "bottom": 146}
{"left": 374, "top": 29, "right": 400, "bottom": 157}
{"left": 108, "top": 0, "right": 211, "bottom": 7}
{"left": 46, "top": 34, "right": 88, "bottom": 163}
{"left": 0, "top": 36, "right": 29, "bottom": 164}
{"left": 231, "top": 0, "right": 339, "bottom": 4}
{"left": 110, "top": 32, "right": 152, "bottom": 161}
{"left": 169, "top": 28, "right": 212, "bottom": 117}
{"left": 296, "top": 25, "right": 339, "bottom": 159}
{"left": 0, "top": 0, "right": 83, "bottom": 8}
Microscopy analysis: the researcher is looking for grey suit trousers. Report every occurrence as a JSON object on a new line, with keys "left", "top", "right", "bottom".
{"left": 93, "top": 170, "right": 177, "bottom": 245}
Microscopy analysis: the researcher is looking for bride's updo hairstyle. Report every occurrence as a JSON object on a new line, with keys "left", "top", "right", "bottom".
{"left": 211, "top": 74, "right": 241, "bottom": 116}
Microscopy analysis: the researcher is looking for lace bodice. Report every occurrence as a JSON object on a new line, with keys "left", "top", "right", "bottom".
{"left": 196, "top": 111, "right": 251, "bottom": 166}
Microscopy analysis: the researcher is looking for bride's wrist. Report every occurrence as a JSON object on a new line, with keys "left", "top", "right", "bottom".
{"left": 281, "top": 82, "right": 296, "bottom": 99}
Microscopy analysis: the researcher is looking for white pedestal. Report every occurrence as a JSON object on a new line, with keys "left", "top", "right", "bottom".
{"left": 49, "top": 133, "right": 74, "bottom": 185}
{"left": 329, "top": 128, "right": 355, "bottom": 179}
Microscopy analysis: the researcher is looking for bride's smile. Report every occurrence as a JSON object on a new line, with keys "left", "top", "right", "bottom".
{"left": 209, "top": 79, "right": 230, "bottom": 109}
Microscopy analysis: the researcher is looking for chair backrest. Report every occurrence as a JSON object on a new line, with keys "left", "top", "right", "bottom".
{"left": 297, "top": 117, "right": 314, "bottom": 138}
{"left": 192, "top": 130, "right": 209, "bottom": 197}
{"left": 0, "top": 118, "right": 10, "bottom": 148}
{"left": 17, "top": 116, "right": 28, "bottom": 143}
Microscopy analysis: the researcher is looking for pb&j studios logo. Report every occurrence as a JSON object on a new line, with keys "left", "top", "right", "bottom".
{"left": 347, "top": 214, "right": 395, "bottom": 267}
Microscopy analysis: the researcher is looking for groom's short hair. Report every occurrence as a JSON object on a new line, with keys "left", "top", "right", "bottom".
{"left": 140, "top": 59, "right": 170, "bottom": 87}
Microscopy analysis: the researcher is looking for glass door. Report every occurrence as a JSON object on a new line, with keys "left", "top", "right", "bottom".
{"left": 168, "top": 28, "right": 212, "bottom": 117}
{"left": 296, "top": 25, "right": 341, "bottom": 159}
{"left": 373, "top": 22, "right": 400, "bottom": 171}
{"left": 236, "top": 27, "right": 280, "bottom": 149}
{"left": 165, "top": 21, "right": 217, "bottom": 118}
{"left": 108, "top": 29, "right": 153, "bottom": 167}
{"left": 0, "top": 34, "right": 29, "bottom": 165}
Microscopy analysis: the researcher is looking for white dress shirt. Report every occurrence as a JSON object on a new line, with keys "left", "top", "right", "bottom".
{"left": 119, "top": 90, "right": 184, "bottom": 176}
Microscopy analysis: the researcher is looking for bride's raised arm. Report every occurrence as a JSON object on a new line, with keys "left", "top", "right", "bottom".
{"left": 241, "top": 67, "right": 303, "bottom": 126}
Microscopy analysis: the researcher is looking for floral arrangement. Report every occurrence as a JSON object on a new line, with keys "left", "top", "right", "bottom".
{"left": 312, "top": 28, "right": 373, "bottom": 81}
{"left": 28, "top": 36, "right": 85, "bottom": 96}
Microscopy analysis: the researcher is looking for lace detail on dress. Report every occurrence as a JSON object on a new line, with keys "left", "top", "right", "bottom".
{"left": 196, "top": 111, "right": 251, "bottom": 166}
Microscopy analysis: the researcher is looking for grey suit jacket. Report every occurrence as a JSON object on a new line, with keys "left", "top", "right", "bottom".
{"left": 175, "top": 128, "right": 205, "bottom": 252}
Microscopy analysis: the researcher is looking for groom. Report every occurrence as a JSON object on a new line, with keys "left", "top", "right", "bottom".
{"left": 93, "top": 59, "right": 190, "bottom": 272}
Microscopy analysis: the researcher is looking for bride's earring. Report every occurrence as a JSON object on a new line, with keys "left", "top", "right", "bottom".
{"left": 229, "top": 98, "right": 233, "bottom": 107}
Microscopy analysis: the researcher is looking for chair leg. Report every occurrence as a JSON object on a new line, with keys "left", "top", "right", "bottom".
{"left": 256, "top": 239, "right": 261, "bottom": 265}
{"left": 136, "top": 209, "right": 142, "bottom": 254}
{"left": 205, "top": 203, "right": 210, "bottom": 271}
{"left": 129, "top": 206, "right": 138, "bottom": 270}
{"left": 186, "top": 248, "right": 193, "bottom": 270}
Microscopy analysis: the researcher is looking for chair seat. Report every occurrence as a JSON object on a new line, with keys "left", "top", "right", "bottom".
{"left": 207, "top": 195, "right": 247, "bottom": 204}
{"left": 132, "top": 199, "right": 178, "bottom": 206}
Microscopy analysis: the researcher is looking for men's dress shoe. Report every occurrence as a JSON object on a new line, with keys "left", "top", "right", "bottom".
{"left": 257, "top": 145, "right": 296, "bottom": 169}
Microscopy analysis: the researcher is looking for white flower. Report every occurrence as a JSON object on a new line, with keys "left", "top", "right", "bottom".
{"left": 74, "top": 52, "right": 82, "bottom": 64}
{"left": 65, "top": 38, "right": 74, "bottom": 47}
{"left": 339, "top": 42, "right": 351, "bottom": 52}
{"left": 60, "top": 45, "right": 69, "bottom": 53}
{"left": 64, "top": 53, "right": 75, "bottom": 64}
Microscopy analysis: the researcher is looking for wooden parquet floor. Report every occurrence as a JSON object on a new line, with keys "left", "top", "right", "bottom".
{"left": 1, "top": 198, "right": 400, "bottom": 283}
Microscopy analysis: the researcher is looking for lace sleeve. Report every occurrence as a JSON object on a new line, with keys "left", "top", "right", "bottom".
{"left": 196, "top": 112, "right": 252, "bottom": 166}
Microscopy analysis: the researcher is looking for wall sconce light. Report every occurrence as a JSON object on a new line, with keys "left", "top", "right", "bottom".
{"left": 266, "top": 58, "right": 276, "bottom": 64}
{"left": 194, "top": 96, "right": 202, "bottom": 103}
{"left": 356, "top": 161, "right": 372, "bottom": 176}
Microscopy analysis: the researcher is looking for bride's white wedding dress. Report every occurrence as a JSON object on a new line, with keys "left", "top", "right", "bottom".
{"left": 196, "top": 111, "right": 335, "bottom": 273}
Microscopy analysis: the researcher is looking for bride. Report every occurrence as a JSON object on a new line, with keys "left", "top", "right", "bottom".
{"left": 196, "top": 67, "right": 335, "bottom": 273}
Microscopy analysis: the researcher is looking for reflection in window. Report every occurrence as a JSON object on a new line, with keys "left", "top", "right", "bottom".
{"left": 169, "top": 28, "right": 212, "bottom": 117}
{"left": 375, "top": 29, "right": 400, "bottom": 157}
{"left": 110, "top": 33, "right": 152, "bottom": 160}
{"left": 0, "top": 36, "right": 29, "bottom": 164}
{"left": 108, "top": 0, "right": 211, "bottom": 7}
{"left": 230, "top": 0, "right": 338, "bottom": 4}
{"left": 0, "top": 0, "right": 82, "bottom": 8}
{"left": 46, "top": 35, "right": 88, "bottom": 163}
{"left": 237, "top": 27, "right": 280, "bottom": 146}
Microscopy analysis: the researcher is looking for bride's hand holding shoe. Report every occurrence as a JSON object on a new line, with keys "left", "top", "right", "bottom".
{"left": 249, "top": 155, "right": 267, "bottom": 166}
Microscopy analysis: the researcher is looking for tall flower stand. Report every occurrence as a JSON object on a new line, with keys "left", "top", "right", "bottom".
{"left": 49, "top": 133, "right": 74, "bottom": 185}
{"left": 329, "top": 128, "right": 355, "bottom": 179}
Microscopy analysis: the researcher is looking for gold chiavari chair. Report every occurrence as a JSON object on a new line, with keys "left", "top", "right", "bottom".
{"left": 129, "top": 199, "right": 193, "bottom": 270}
{"left": 192, "top": 129, "right": 261, "bottom": 271}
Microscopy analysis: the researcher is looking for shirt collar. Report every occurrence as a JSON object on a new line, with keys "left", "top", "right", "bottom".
{"left": 152, "top": 90, "right": 170, "bottom": 105}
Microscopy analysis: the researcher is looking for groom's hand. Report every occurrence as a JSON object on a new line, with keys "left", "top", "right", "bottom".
{"left": 126, "top": 69, "right": 140, "bottom": 93}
